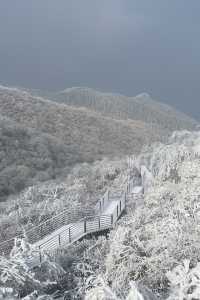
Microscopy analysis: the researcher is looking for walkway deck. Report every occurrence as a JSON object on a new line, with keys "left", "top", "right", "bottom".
{"left": 0, "top": 167, "right": 135, "bottom": 265}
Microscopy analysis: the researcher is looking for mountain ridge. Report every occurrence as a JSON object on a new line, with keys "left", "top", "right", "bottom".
{"left": 47, "top": 86, "right": 198, "bottom": 132}
{"left": 0, "top": 85, "right": 198, "bottom": 201}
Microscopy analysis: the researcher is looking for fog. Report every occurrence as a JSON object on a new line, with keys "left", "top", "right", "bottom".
{"left": 0, "top": 0, "right": 200, "bottom": 119}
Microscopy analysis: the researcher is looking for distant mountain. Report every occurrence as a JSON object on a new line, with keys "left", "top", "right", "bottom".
{"left": 0, "top": 86, "right": 167, "bottom": 200}
{"left": 47, "top": 87, "right": 198, "bottom": 133}
{"left": 0, "top": 86, "right": 164, "bottom": 157}
{"left": 0, "top": 85, "right": 198, "bottom": 201}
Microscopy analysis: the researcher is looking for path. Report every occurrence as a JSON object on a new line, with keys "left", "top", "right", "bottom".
{"left": 0, "top": 162, "right": 136, "bottom": 265}
{"left": 31, "top": 174, "right": 135, "bottom": 263}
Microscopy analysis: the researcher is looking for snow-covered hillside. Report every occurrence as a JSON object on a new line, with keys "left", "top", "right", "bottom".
{"left": 1, "top": 131, "right": 200, "bottom": 299}
{"left": 83, "top": 131, "right": 200, "bottom": 299}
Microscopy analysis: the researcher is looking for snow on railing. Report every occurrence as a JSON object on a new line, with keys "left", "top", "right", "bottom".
{"left": 0, "top": 159, "right": 134, "bottom": 258}
{"left": 37, "top": 193, "right": 126, "bottom": 262}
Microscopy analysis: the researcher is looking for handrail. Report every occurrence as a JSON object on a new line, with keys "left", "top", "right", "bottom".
{"left": 38, "top": 214, "right": 112, "bottom": 249}
{"left": 0, "top": 163, "right": 133, "bottom": 258}
{"left": 0, "top": 186, "right": 112, "bottom": 253}
{"left": 36, "top": 191, "right": 127, "bottom": 262}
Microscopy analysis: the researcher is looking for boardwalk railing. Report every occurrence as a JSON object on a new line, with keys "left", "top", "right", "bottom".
{"left": 0, "top": 160, "right": 134, "bottom": 259}
{"left": 36, "top": 193, "right": 126, "bottom": 262}
{"left": 96, "top": 190, "right": 110, "bottom": 214}
{"left": 35, "top": 190, "right": 127, "bottom": 262}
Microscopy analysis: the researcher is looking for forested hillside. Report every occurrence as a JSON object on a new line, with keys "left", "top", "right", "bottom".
{"left": 0, "top": 87, "right": 164, "bottom": 160}
{"left": 50, "top": 87, "right": 198, "bottom": 132}
{"left": 0, "top": 85, "right": 198, "bottom": 203}
{"left": 0, "top": 86, "right": 168, "bottom": 200}
{"left": 77, "top": 130, "right": 200, "bottom": 299}
{"left": 1, "top": 130, "right": 200, "bottom": 299}
{"left": 0, "top": 114, "right": 79, "bottom": 201}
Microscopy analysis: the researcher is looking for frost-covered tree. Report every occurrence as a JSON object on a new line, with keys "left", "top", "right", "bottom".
{"left": 0, "top": 237, "right": 65, "bottom": 299}
{"left": 78, "top": 131, "right": 200, "bottom": 299}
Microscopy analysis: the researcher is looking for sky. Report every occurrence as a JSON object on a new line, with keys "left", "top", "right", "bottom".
{"left": 0, "top": 0, "right": 200, "bottom": 120}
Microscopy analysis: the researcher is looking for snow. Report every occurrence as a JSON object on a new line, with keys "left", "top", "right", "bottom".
{"left": 104, "top": 201, "right": 118, "bottom": 215}
{"left": 140, "top": 165, "right": 154, "bottom": 192}
{"left": 131, "top": 186, "right": 143, "bottom": 194}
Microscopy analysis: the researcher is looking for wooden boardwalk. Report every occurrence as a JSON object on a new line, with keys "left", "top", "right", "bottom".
{"left": 0, "top": 163, "right": 136, "bottom": 265}
{"left": 36, "top": 196, "right": 124, "bottom": 251}
{"left": 17, "top": 175, "right": 134, "bottom": 268}
{"left": 32, "top": 176, "right": 134, "bottom": 263}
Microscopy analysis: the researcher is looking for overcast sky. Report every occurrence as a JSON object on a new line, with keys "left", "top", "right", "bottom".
{"left": 0, "top": 0, "right": 200, "bottom": 120}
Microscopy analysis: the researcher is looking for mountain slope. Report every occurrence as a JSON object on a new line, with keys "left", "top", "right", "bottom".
{"left": 0, "top": 87, "right": 165, "bottom": 161}
{"left": 81, "top": 130, "right": 200, "bottom": 299}
{"left": 0, "top": 86, "right": 164, "bottom": 200}
{"left": 0, "top": 85, "right": 197, "bottom": 201}
{"left": 0, "top": 114, "right": 79, "bottom": 201}
{"left": 49, "top": 87, "right": 198, "bottom": 132}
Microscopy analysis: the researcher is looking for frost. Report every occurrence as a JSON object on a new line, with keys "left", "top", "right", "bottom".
{"left": 81, "top": 131, "right": 200, "bottom": 299}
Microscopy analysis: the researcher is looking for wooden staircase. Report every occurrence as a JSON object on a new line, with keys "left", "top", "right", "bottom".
{"left": 0, "top": 161, "right": 136, "bottom": 266}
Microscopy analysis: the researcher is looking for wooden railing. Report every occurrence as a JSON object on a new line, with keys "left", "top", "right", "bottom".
{"left": 35, "top": 187, "right": 128, "bottom": 262}
{"left": 0, "top": 160, "right": 134, "bottom": 259}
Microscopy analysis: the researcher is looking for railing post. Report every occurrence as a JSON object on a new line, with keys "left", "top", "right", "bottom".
{"left": 69, "top": 227, "right": 71, "bottom": 243}
{"left": 40, "top": 224, "right": 43, "bottom": 236}
{"left": 39, "top": 246, "right": 42, "bottom": 263}
{"left": 7, "top": 166, "right": 133, "bottom": 257}
{"left": 111, "top": 214, "right": 113, "bottom": 226}
{"left": 84, "top": 219, "right": 87, "bottom": 233}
